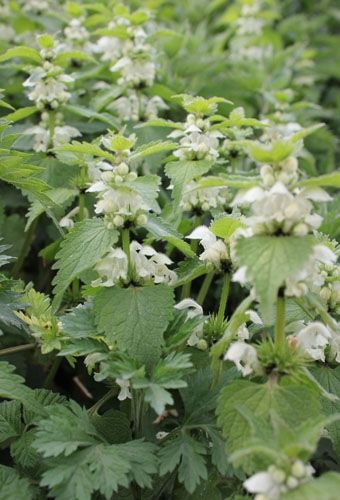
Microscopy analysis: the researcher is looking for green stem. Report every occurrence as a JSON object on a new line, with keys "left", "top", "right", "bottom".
{"left": 231, "top": 156, "right": 237, "bottom": 174}
{"left": 0, "top": 343, "right": 36, "bottom": 357}
{"left": 43, "top": 357, "right": 62, "bottom": 389}
{"left": 197, "top": 272, "right": 214, "bottom": 306}
{"left": 275, "top": 291, "right": 286, "bottom": 348}
{"left": 122, "top": 228, "right": 130, "bottom": 272}
{"left": 48, "top": 110, "right": 55, "bottom": 148}
{"left": 78, "top": 192, "right": 85, "bottom": 221}
{"left": 88, "top": 389, "right": 115, "bottom": 417}
{"left": 216, "top": 273, "right": 230, "bottom": 330}
{"left": 12, "top": 218, "right": 38, "bottom": 278}
{"left": 181, "top": 215, "right": 202, "bottom": 300}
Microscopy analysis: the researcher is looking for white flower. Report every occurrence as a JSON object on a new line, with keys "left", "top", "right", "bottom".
{"left": 92, "top": 248, "right": 128, "bottom": 287}
{"left": 130, "top": 241, "right": 177, "bottom": 286}
{"left": 224, "top": 341, "right": 259, "bottom": 376}
{"left": 244, "top": 470, "right": 283, "bottom": 500}
{"left": 187, "top": 226, "right": 229, "bottom": 270}
{"left": 175, "top": 299, "right": 204, "bottom": 346}
{"left": 60, "top": 207, "right": 80, "bottom": 230}
{"left": 53, "top": 125, "right": 81, "bottom": 147}
{"left": 111, "top": 57, "right": 155, "bottom": 87}
{"left": 180, "top": 180, "right": 230, "bottom": 212}
{"left": 116, "top": 378, "right": 131, "bottom": 401}
{"left": 173, "top": 131, "right": 221, "bottom": 161}
{"left": 24, "top": 124, "right": 81, "bottom": 152}
{"left": 295, "top": 322, "right": 332, "bottom": 361}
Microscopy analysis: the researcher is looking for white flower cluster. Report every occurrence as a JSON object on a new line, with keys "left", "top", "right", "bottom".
{"left": 109, "top": 90, "right": 168, "bottom": 122}
{"left": 180, "top": 180, "right": 231, "bottom": 213}
{"left": 64, "top": 18, "right": 89, "bottom": 44}
{"left": 92, "top": 241, "right": 176, "bottom": 287}
{"left": 244, "top": 461, "right": 314, "bottom": 500}
{"left": 169, "top": 114, "right": 223, "bottom": 161}
{"left": 21, "top": 0, "right": 49, "bottom": 13}
{"left": 23, "top": 48, "right": 73, "bottom": 111}
{"left": 224, "top": 340, "right": 260, "bottom": 376}
{"left": 25, "top": 111, "right": 81, "bottom": 152}
{"left": 319, "top": 260, "right": 340, "bottom": 313}
{"left": 187, "top": 227, "right": 229, "bottom": 271}
{"left": 232, "top": 182, "right": 329, "bottom": 236}
{"left": 288, "top": 321, "right": 340, "bottom": 363}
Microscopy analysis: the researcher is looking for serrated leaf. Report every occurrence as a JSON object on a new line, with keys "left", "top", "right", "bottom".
{"left": 129, "top": 140, "right": 178, "bottom": 161}
{"left": 33, "top": 401, "right": 100, "bottom": 457}
{"left": 0, "top": 400, "right": 23, "bottom": 445}
{"left": 194, "top": 174, "right": 260, "bottom": 190}
{"left": 281, "top": 472, "right": 340, "bottom": 500}
{"left": 174, "top": 94, "right": 232, "bottom": 115}
{"left": 0, "top": 465, "right": 33, "bottom": 499}
{"left": 174, "top": 257, "right": 207, "bottom": 287}
{"left": 54, "top": 51, "right": 94, "bottom": 64}
{"left": 210, "top": 217, "right": 246, "bottom": 240}
{"left": 52, "top": 219, "right": 118, "bottom": 309}
{"left": 59, "top": 305, "right": 97, "bottom": 339}
{"left": 236, "top": 235, "right": 316, "bottom": 324}
{"left": 64, "top": 104, "right": 119, "bottom": 130}
{"left": 0, "top": 46, "right": 42, "bottom": 63}
{"left": 165, "top": 160, "right": 214, "bottom": 210}
{"left": 37, "top": 34, "right": 54, "bottom": 48}
{"left": 296, "top": 172, "right": 340, "bottom": 189}
{"left": 53, "top": 140, "right": 116, "bottom": 162}
{"left": 159, "top": 432, "right": 208, "bottom": 493}
{"left": 11, "top": 429, "right": 40, "bottom": 468}
{"left": 26, "top": 187, "right": 77, "bottom": 230}
{"left": 144, "top": 213, "right": 195, "bottom": 257}
{"left": 94, "top": 285, "right": 174, "bottom": 366}
{"left": 4, "top": 106, "right": 37, "bottom": 123}
{"left": 92, "top": 409, "right": 131, "bottom": 444}
{"left": 136, "top": 118, "right": 183, "bottom": 130}
{"left": 124, "top": 175, "right": 160, "bottom": 213}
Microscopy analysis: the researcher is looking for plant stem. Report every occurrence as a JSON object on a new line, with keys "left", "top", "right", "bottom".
{"left": 78, "top": 192, "right": 85, "bottom": 221}
{"left": 216, "top": 273, "right": 230, "bottom": 330}
{"left": 122, "top": 228, "right": 130, "bottom": 271}
{"left": 48, "top": 110, "right": 55, "bottom": 148}
{"left": 88, "top": 388, "right": 115, "bottom": 417}
{"left": 12, "top": 218, "right": 38, "bottom": 278}
{"left": 196, "top": 272, "right": 214, "bottom": 306}
{"left": 231, "top": 156, "right": 237, "bottom": 174}
{"left": 181, "top": 215, "right": 202, "bottom": 300}
{"left": 0, "top": 343, "right": 36, "bottom": 357}
{"left": 275, "top": 290, "right": 286, "bottom": 348}
{"left": 43, "top": 357, "right": 62, "bottom": 389}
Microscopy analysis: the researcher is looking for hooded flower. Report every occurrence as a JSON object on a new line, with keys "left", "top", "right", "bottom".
{"left": 224, "top": 341, "right": 260, "bottom": 376}
{"left": 174, "top": 298, "right": 204, "bottom": 346}
{"left": 187, "top": 226, "right": 229, "bottom": 270}
{"left": 295, "top": 322, "right": 332, "bottom": 361}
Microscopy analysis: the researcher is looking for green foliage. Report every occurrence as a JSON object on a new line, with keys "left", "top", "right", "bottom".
{"left": 52, "top": 219, "right": 118, "bottom": 308}
{"left": 93, "top": 284, "right": 174, "bottom": 365}
{"left": 236, "top": 235, "right": 316, "bottom": 324}
{"left": 281, "top": 472, "right": 340, "bottom": 500}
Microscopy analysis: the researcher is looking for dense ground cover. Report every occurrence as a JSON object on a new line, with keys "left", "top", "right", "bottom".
{"left": 0, "top": 0, "right": 340, "bottom": 498}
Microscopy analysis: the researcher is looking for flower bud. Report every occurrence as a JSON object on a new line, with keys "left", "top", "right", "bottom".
{"left": 260, "top": 165, "right": 273, "bottom": 177}
{"left": 201, "top": 202, "right": 210, "bottom": 211}
{"left": 136, "top": 214, "right": 147, "bottom": 226}
{"left": 114, "top": 175, "right": 123, "bottom": 183}
{"left": 282, "top": 156, "right": 298, "bottom": 172}
{"left": 292, "top": 223, "right": 308, "bottom": 236}
{"left": 117, "top": 162, "right": 129, "bottom": 175}
{"left": 292, "top": 460, "right": 305, "bottom": 478}
{"left": 101, "top": 172, "right": 115, "bottom": 183}
{"left": 286, "top": 476, "right": 299, "bottom": 489}
{"left": 320, "top": 286, "right": 332, "bottom": 302}
{"left": 272, "top": 469, "right": 285, "bottom": 484}
{"left": 197, "top": 339, "right": 208, "bottom": 350}
{"left": 263, "top": 173, "right": 275, "bottom": 187}
{"left": 127, "top": 172, "right": 137, "bottom": 181}
{"left": 278, "top": 171, "right": 289, "bottom": 184}
{"left": 113, "top": 215, "right": 124, "bottom": 227}
{"left": 183, "top": 202, "right": 192, "bottom": 211}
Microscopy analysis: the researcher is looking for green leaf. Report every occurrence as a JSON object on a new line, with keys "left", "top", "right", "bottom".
{"left": 309, "top": 365, "right": 340, "bottom": 456}
{"left": 210, "top": 217, "right": 246, "bottom": 241}
{"left": 92, "top": 409, "right": 131, "bottom": 444}
{"left": 174, "top": 94, "right": 232, "bottom": 115}
{"left": 0, "top": 46, "right": 42, "bottom": 63}
{"left": 144, "top": 213, "right": 195, "bottom": 257}
{"left": 37, "top": 34, "right": 54, "bottom": 48}
{"left": 4, "top": 106, "right": 37, "bottom": 123}
{"left": 33, "top": 401, "right": 100, "bottom": 457}
{"left": 11, "top": 429, "right": 41, "bottom": 469}
{"left": 52, "top": 219, "right": 118, "bottom": 309}
{"left": 281, "top": 472, "right": 340, "bottom": 500}
{"left": 159, "top": 432, "right": 208, "bottom": 494}
{"left": 133, "top": 352, "right": 193, "bottom": 415}
{"left": 194, "top": 174, "right": 261, "bottom": 190}
{"left": 0, "top": 465, "right": 33, "bottom": 500}
{"left": 236, "top": 235, "right": 316, "bottom": 324}
{"left": 165, "top": 160, "right": 214, "bottom": 210}
{"left": 53, "top": 139, "right": 116, "bottom": 162}
{"left": 94, "top": 285, "right": 174, "bottom": 366}
{"left": 26, "top": 187, "right": 78, "bottom": 230}
{"left": 64, "top": 104, "right": 119, "bottom": 130}
{"left": 59, "top": 305, "right": 97, "bottom": 339}
{"left": 216, "top": 380, "right": 320, "bottom": 469}
{"left": 136, "top": 118, "right": 183, "bottom": 130}
{"left": 0, "top": 362, "right": 46, "bottom": 416}
{"left": 296, "top": 172, "right": 340, "bottom": 189}
{"left": 129, "top": 140, "right": 178, "bottom": 161}
{"left": 123, "top": 175, "right": 161, "bottom": 213}
{"left": 54, "top": 51, "right": 94, "bottom": 64}
{"left": 0, "top": 400, "right": 23, "bottom": 445}
{"left": 174, "top": 257, "right": 207, "bottom": 287}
